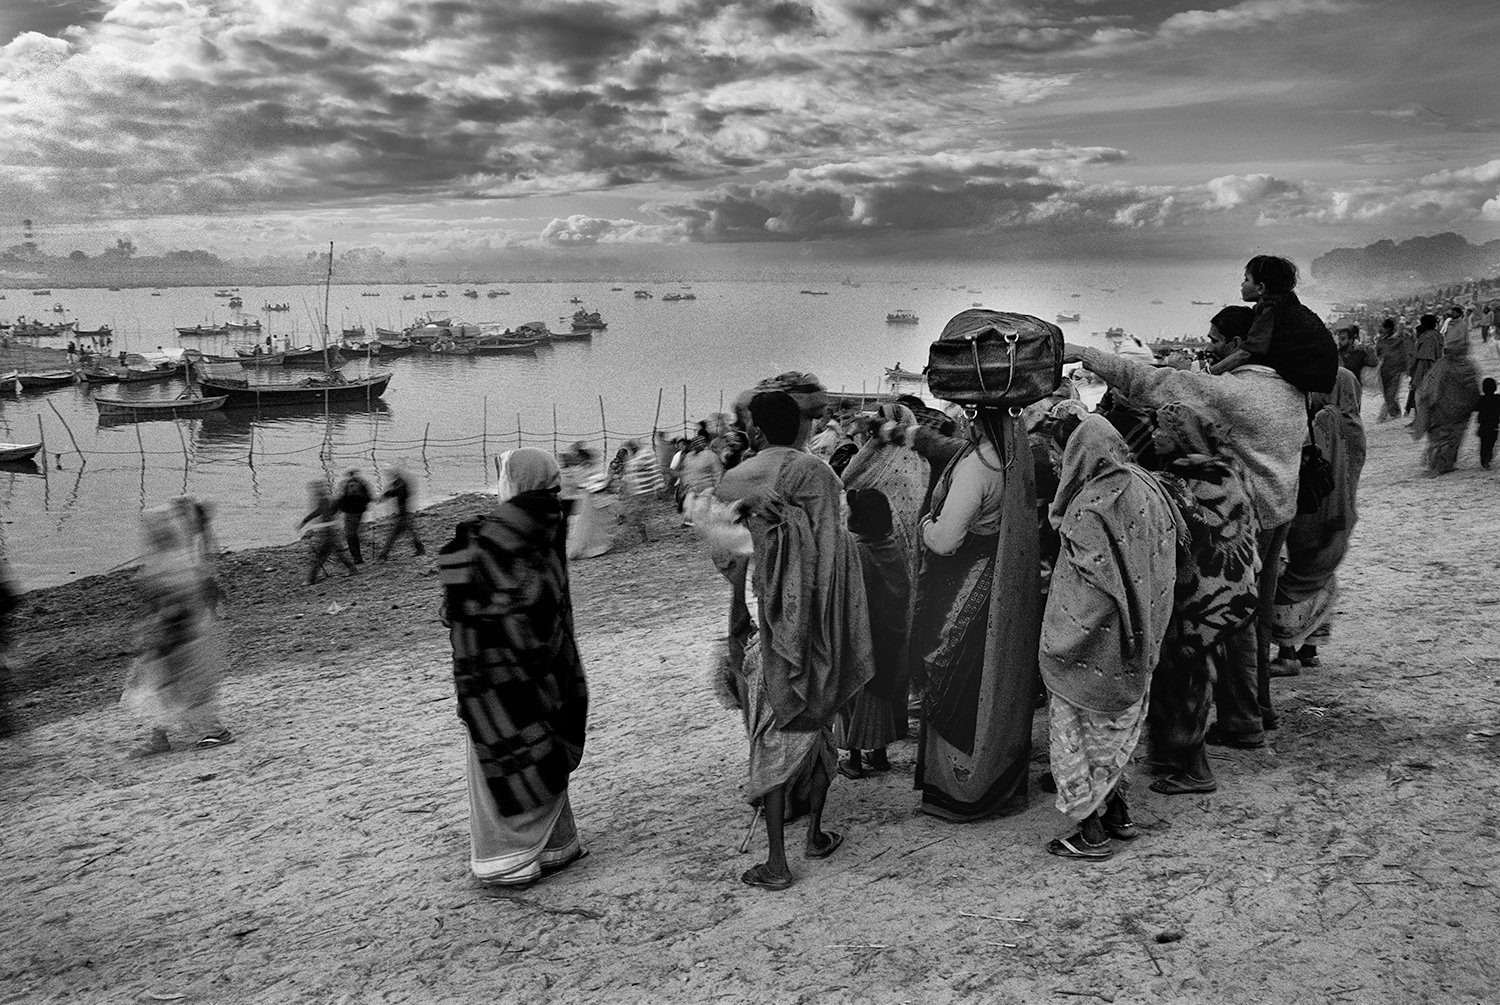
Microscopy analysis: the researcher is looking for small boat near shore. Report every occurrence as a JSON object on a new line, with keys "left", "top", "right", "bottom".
{"left": 94, "top": 392, "right": 227, "bottom": 418}
{"left": 177, "top": 324, "right": 228, "bottom": 337}
{"left": 884, "top": 365, "right": 924, "bottom": 383}
{"left": 0, "top": 441, "right": 43, "bottom": 462}
{"left": 16, "top": 370, "right": 77, "bottom": 389}
{"left": 194, "top": 367, "right": 392, "bottom": 408}
{"left": 1056, "top": 312, "right": 1081, "bottom": 323}
{"left": 10, "top": 319, "right": 75, "bottom": 336}
{"left": 885, "top": 310, "right": 919, "bottom": 325}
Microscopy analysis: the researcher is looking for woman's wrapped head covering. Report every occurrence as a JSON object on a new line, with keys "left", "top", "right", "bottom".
{"left": 1046, "top": 412, "right": 1133, "bottom": 531}
{"left": 497, "top": 448, "right": 561, "bottom": 501}
{"left": 1154, "top": 400, "right": 1224, "bottom": 458}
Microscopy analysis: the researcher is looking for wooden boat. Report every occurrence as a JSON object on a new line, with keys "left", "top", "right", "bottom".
{"left": 225, "top": 318, "right": 261, "bottom": 332}
{"left": 427, "top": 340, "right": 476, "bottom": 356}
{"left": 547, "top": 327, "right": 592, "bottom": 342}
{"left": 885, "top": 310, "right": 919, "bottom": 325}
{"left": 799, "top": 290, "right": 829, "bottom": 295}
{"left": 0, "top": 441, "right": 43, "bottom": 462}
{"left": 341, "top": 326, "right": 367, "bottom": 338}
{"left": 78, "top": 368, "right": 121, "bottom": 383}
{"left": 1190, "top": 300, "right": 1215, "bottom": 306}
{"left": 74, "top": 326, "right": 114, "bottom": 339}
{"left": 374, "top": 326, "right": 407, "bottom": 338}
{"left": 11, "top": 320, "right": 75, "bottom": 336}
{"left": 269, "top": 346, "right": 343, "bottom": 368}
{"left": 633, "top": 290, "right": 652, "bottom": 299}
{"left": 1055, "top": 312, "right": 1081, "bottom": 323}
{"left": 469, "top": 338, "right": 540, "bottom": 355}
{"left": 94, "top": 392, "right": 227, "bottom": 418}
{"left": 17, "top": 371, "right": 76, "bottom": 389}
{"left": 177, "top": 324, "right": 228, "bottom": 337}
{"left": 570, "top": 310, "right": 607, "bottom": 331}
{"left": 661, "top": 293, "right": 697, "bottom": 301}
{"left": 884, "top": 365, "right": 924, "bottom": 383}
{"left": 195, "top": 369, "right": 392, "bottom": 408}
{"left": 263, "top": 303, "right": 292, "bottom": 311}
{"left": 192, "top": 349, "right": 284, "bottom": 367}
{"left": 1148, "top": 337, "right": 1212, "bottom": 358}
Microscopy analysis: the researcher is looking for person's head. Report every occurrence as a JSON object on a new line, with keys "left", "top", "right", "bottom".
{"left": 1418, "top": 313, "right": 1438, "bottom": 331}
{"left": 1484, "top": 378, "right": 1497, "bottom": 396}
{"left": 1242, "top": 255, "right": 1298, "bottom": 301}
{"left": 1381, "top": 317, "right": 1396, "bottom": 333}
{"left": 1448, "top": 305, "right": 1464, "bottom": 319}
{"left": 1153, "top": 400, "right": 1225, "bottom": 459}
{"left": 497, "top": 447, "right": 560, "bottom": 501}
{"left": 747, "top": 390, "right": 801, "bottom": 447}
{"left": 845, "top": 488, "right": 893, "bottom": 539}
{"left": 1207, "top": 305, "right": 1255, "bottom": 361}
{"left": 828, "top": 441, "right": 859, "bottom": 476}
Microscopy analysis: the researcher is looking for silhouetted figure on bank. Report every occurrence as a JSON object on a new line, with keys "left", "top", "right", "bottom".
{"left": 379, "top": 469, "right": 426, "bottom": 560}
{"left": 336, "top": 470, "right": 374, "bottom": 563}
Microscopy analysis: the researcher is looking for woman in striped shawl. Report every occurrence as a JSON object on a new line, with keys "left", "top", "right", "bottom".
{"left": 440, "top": 448, "right": 589, "bottom": 886}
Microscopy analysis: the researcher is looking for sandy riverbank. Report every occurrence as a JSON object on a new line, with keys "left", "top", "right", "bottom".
{"left": 3, "top": 376, "right": 1500, "bottom": 1004}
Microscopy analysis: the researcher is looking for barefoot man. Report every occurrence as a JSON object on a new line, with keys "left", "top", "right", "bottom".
{"left": 715, "top": 389, "right": 873, "bottom": 891}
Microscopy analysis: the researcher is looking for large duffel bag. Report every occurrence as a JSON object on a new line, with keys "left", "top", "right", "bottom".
{"left": 925, "top": 309, "right": 1064, "bottom": 408}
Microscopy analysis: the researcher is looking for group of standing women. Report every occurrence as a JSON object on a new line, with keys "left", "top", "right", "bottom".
{"left": 437, "top": 258, "right": 1372, "bottom": 888}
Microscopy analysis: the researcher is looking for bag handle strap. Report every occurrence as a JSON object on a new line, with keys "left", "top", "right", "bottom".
{"left": 967, "top": 326, "right": 1019, "bottom": 400}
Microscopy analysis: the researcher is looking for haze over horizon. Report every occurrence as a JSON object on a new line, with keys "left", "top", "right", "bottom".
{"left": 2, "top": 0, "right": 1497, "bottom": 273}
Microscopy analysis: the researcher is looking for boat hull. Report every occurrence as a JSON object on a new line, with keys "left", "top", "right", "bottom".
{"left": 0, "top": 442, "right": 42, "bottom": 462}
{"left": 197, "top": 372, "right": 392, "bottom": 408}
{"left": 94, "top": 396, "right": 227, "bottom": 417}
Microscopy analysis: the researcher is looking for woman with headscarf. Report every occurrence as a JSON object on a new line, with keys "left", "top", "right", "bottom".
{"left": 1413, "top": 327, "right": 1481, "bottom": 475}
{"left": 910, "top": 400, "right": 1041, "bottom": 822}
{"left": 1041, "top": 412, "right": 1181, "bottom": 859}
{"left": 1145, "top": 402, "right": 1262, "bottom": 795}
{"left": 440, "top": 448, "right": 589, "bottom": 886}
{"left": 121, "top": 506, "right": 233, "bottom": 756}
{"left": 1271, "top": 369, "right": 1368, "bottom": 670}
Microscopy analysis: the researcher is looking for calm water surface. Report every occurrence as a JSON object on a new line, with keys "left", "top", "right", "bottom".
{"left": 0, "top": 261, "right": 1333, "bottom": 589}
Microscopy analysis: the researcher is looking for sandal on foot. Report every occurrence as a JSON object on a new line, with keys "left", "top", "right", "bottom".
{"left": 1047, "top": 833, "right": 1115, "bottom": 861}
{"left": 805, "top": 830, "right": 844, "bottom": 860}
{"left": 741, "top": 863, "right": 794, "bottom": 890}
{"left": 1102, "top": 817, "right": 1139, "bottom": 841}
{"left": 1150, "top": 773, "right": 1218, "bottom": 796}
{"left": 196, "top": 729, "right": 235, "bottom": 749}
{"left": 837, "top": 759, "right": 866, "bottom": 780}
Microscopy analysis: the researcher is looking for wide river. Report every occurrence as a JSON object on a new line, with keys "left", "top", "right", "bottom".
{"left": 0, "top": 259, "right": 1335, "bottom": 589}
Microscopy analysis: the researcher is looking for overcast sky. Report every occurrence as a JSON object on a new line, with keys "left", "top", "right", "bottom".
{"left": 1, "top": 0, "right": 1497, "bottom": 266}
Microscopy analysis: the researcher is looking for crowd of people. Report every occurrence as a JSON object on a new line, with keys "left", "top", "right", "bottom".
{"left": 435, "top": 254, "right": 1468, "bottom": 893}
{"left": 81, "top": 253, "right": 1492, "bottom": 894}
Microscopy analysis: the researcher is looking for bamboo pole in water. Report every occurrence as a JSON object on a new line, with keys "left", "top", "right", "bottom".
{"left": 44, "top": 399, "right": 84, "bottom": 466}
{"left": 651, "top": 387, "right": 663, "bottom": 435}
{"left": 599, "top": 396, "right": 608, "bottom": 457}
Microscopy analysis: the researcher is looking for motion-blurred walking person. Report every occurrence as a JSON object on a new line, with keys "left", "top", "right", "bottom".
{"left": 378, "top": 469, "right": 426, "bottom": 560}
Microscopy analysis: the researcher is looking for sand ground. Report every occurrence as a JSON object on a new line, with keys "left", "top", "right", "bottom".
{"left": 3, "top": 368, "right": 1500, "bottom": 1005}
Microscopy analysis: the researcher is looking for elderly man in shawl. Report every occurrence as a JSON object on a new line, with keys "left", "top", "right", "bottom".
{"left": 1041, "top": 410, "right": 1182, "bottom": 860}
{"left": 1413, "top": 326, "right": 1482, "bottom": 475}
{"left": 1271, "top": 369, "right": 1367, "bottom": 673}
{"left": 1146, "top": 402, "right": 1262, "bottom": 796}
{"left": 440, "top": 449, "right": 589, "bottom": 886}
{"left": 715, "top": 390, "right": 873, "bottom": 891}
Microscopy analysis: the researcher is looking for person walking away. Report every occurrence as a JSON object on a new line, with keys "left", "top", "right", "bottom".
{"left": 559, "top": 443, "right": 614, "bottom": 560}
{"left": 336, "top": 470, "right": 374, "bottom": 563}
{"left": 1374, "top": 318, "right": 1408, "bottom": 422}
{"left": 120, "top": 506, "right": 233, "bottom": 756}
{"left": 440, "top": 449, "right": 588, "bottom": 886}
{"left": 1065, "top": 302, "right": 1304, "bottom": 751}
{"left": 1271, "top": 369, "right": 1367, "bottom": 673}
{"left": 1477, "top": 379, "right": 1500, "bottom": 469}
{"left": 714, "top": 390, "right": 873, "bottom": 891}
{"left": 1407, "top": 314, "right": 1442, "bottom": 420}
{"left": 620, "top": 440, "right": 666, "bottom": 543}
{"left": 1337, "top": 326, "right": 1372, "bottom": 389}
{"left": 1412, "top": 324, "right": 1482, "bottom": 475}
{"left": 300, "top": 481, "right": 357, "bottom": 584}
{"left": 836, "top": 488, "right": 911, "bottom": 778}
{"left": 1040, "top": 410, "right": 1181, "bottom": 859}
{"left": 1145, "top": 402, "right": 1261, "bottom": 797}
{"left": 378, "top": 469, "right": 426, "bottom": 559}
